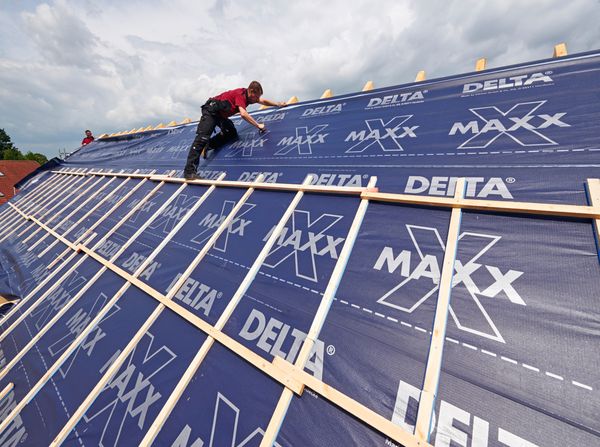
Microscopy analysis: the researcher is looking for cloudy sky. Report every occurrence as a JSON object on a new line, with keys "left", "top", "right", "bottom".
{"left": 1, "top": 0, "right": 599, "bottom": 158}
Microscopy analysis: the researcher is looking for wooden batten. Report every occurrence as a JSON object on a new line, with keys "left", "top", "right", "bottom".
{"left": 414, "top": 179, "right": 465, "bottom": 441}
{"left": 320, "top": 89, "right": 333, "bottom": 98}
{"left": 553, "top": 42, "right": 568, "bottom": 58}
{"left": 587, "top": 179, "right": 600, "bottom": 259}
{"left": 362, "top": 80, "right": 374, "bottom": 91}
{"left": 415, "top": 70, "right": 426, "bottom": 82}
{"left": 361, "top": 191, "right": 600, "bottom": 219}
{"left": 475, "top": 57, "right": 487, "bottom": 71}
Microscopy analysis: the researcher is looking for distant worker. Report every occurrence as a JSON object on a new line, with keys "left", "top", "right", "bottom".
{"left": 81, "top": 130, "right": 94, "bottom": 146}
{"left": 183, "top": 81, "right": 286, "bottom": 180}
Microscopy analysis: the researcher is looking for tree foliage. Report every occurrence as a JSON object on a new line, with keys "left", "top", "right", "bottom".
{"left": 0, "top": 128, "right": 15, "bottom": 156}
{"left": 2, "top": 148, "right": 24, "bottom": 160}
{"left": 0, "top": 128, "right": 48, "bottom": 164}
{"left": 24, "top": 151, "right": 48, "bottom": 165}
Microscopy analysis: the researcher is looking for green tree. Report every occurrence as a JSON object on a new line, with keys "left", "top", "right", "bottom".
{"left": 0, "top": 128, "right": 15, "bottom": 158}
{"left": 24, "top": 151, "right": 48, "bottom": 165}
{"left": 0, "top": 128, "right": 47, "bottom": 164}
{"left": 2, "top": 148, "right": 24, "bottom": 160}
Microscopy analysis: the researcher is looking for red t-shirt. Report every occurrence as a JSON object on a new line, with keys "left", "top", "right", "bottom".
{"left": 82, "top": 136, "right": 94, "bottom": 145}
{"left": 212, "top": 88, "right": 248, "bottom": 118}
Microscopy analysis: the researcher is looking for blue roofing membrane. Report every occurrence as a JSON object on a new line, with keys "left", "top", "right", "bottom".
{"left": 0, "top": 50, "right": 598, "bottom": 446}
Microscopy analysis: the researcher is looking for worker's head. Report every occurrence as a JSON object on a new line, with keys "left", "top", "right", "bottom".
{"left": 85, "top": 130, "right": 93, "bottom": 137}
{"left": 247, "top": 81, "right": 263, "bottom": 104}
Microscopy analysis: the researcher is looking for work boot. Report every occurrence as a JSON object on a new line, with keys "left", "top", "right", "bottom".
{"left": 184, "top": 173, "right": 203, "bottom": 181}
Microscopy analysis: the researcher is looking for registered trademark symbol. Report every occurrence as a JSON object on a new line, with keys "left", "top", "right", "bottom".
{"left": 506, "top": 177, "right": 516, "bottom": 183}
{"left": 362, "top": 174, "right": 369, "bottom": 179}
{"left": 545, "top": 71, "right": 553, "bottom": 75}
{"left": 423, "top": 90, "right": 428, "bottom": 93}
{"left": 326, "top": 345, "right": 336, "bottom": 356}
{"left": 217, "top": 292, "right": 223, "bottom": 299}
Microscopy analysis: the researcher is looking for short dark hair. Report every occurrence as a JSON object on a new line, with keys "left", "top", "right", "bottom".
{"left": 85, "top": 129, "right": 91, "bottom": 133}
{"left": 248, "top": 81, "right": 263, "bottom": 96}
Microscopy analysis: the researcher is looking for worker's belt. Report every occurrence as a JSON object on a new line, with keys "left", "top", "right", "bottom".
{"left": 202, "top": 99, "right": 232, "bottom": 115}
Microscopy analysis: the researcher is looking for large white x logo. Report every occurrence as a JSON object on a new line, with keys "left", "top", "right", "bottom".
{"left": 346, "top": 115, "right": 416, "bottom": 153}
{"left": 377, "top": 225, "right": 525, "bottom": 343}
{"left": 263, "top": 210, "right": 344, "bottom": 283}
{"left": 275, "top": 124, "right": 329, "bottom": 156}
{"left": 459, "top": 100, "right": 568, "bottom": 149}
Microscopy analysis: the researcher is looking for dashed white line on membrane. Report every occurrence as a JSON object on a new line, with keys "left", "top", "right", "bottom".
{"left": 501, "top": 356, "right": 518, "bottom": 365}
{"left": 223, "top": 147, "right": 600, "bottom": 161}
{"left": 546, "top": 372, "right": 564, "bottom": 381}
{"left": 336, "top": 296, "right": 594, "bottom": 392}
{"left": 572, "top": 381, "right": 593, "bottom": 391}
{"left": 205, "top": 253, "right": 596, "bottom": 393}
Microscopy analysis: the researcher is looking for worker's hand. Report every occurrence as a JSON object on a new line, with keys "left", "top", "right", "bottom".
{"left": 257, "top": 123, "right": 266, "bottom": 133}
{"left": 277, "top": 102, "right": 287, "bottom": 107}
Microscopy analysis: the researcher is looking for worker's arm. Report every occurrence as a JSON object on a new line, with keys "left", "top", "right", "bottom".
{"left": 238, "top": 107, "right": 265, "bottom": 131}
{"left": 258, "top": 98, "right": 287, "bottom": 107}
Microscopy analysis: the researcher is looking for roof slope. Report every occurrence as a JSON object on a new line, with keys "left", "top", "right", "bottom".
{"left": 0, "top": 50, "right": 598, "bottom": 446}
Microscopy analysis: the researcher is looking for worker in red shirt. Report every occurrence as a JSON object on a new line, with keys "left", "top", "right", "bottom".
{"left": 183, "top": 81, "right": 286, "bottom": 180}
{"left": 81, "top": 130, "right": 94, "bottom": 146}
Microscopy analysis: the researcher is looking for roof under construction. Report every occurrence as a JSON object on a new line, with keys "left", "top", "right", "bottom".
{"left": 0, "top": 46, "right": 599, "bottom": 446}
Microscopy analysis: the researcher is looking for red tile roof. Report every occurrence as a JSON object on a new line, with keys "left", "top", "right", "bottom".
{"left": 0, "top": 161, "right": 40, "bottom": 205}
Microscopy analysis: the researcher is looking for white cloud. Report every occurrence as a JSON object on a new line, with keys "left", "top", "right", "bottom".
{"left": 21, "top": 0, "right": 100, "bottom": 69}
{"left": 0, "top": 0, "right": 599, "bottom": 158}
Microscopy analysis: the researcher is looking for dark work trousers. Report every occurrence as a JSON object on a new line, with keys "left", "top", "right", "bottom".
{"left": 184, "top": 101, "right": 239, "bottom": 176}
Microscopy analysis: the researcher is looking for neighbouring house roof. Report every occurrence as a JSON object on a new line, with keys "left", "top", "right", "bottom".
{"left": 0, "top": 160, "right": 40, "bottom": 205}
